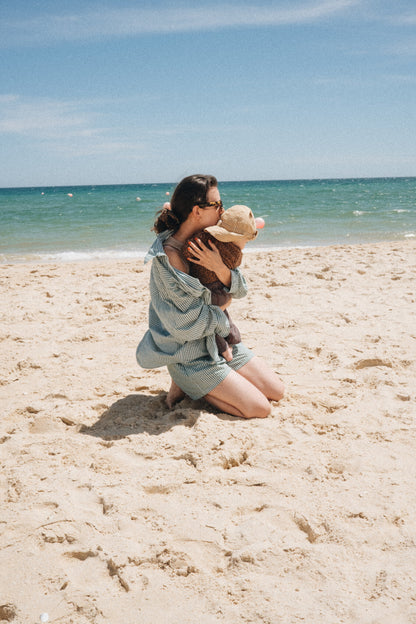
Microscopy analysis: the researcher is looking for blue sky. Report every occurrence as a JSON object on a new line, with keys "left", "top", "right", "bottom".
{"left": 1, "top": 0, "right": 415, "bottom": 187}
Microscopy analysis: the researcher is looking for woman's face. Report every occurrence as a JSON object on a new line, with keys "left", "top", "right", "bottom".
{"left": 199, "top": 186, "right": 224, "bottom": 228}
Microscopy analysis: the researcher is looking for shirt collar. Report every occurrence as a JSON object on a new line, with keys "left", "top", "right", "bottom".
{"left": 144, "top": 230, "right": 173, "bottom": 264}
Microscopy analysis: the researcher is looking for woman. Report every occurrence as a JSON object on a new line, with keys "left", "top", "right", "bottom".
{"left": 136, "top": 174, "right": 284, "bottom": 418}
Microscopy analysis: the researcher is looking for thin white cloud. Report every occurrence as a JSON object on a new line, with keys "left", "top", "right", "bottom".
{"left": 0, "top": 96, "right": 92, "bottom": 138}
{"left": 2, "top": 1, "right": 360, "bottom": 46}
{"left": 0, "top": 94, "right": 147, "bottom": 158}
{"left": 52, "top": 139, "right": 145, "bottom": 158}
{"left": 389, "top": 12, "right": 416, "bottom": 26}
{"left": 383, "top": 73, "right": 416, "bottom": 83}
{"left": 386, "top": 40, "right": 416, "bottom": 56}
{"left": 313, "top": 72, "right": 416, "bottom": 87}
{"left": 0, "top": 93, "right": 198, "bottom": 139}
{"left": 0, "top": 94, "right": 19, "bottom": 104}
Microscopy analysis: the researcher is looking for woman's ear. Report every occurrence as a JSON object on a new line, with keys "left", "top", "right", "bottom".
{"left": 191, "top": 204, "right": 202, "bottom": 220}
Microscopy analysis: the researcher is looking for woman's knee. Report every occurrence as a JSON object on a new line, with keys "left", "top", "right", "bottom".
{"left": 272, "top": 379, "right": 285, "bottom": 402}
{"left": 238, "top": 358, "right": 285, "bottom": 403}
{"left": 206, "top": 370, "right": 273, "bottom": 419}
{"left": 243, "top": 396, "right": 271, "bottom": 419}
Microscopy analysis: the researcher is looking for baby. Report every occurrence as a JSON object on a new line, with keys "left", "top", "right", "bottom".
{"left": 184, "top": 204, "right": 258, "bottom": 361}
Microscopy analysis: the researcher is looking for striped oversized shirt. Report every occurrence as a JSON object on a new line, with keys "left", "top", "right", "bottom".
{"left": 136, "top": 230, "right": 248, "bottom": 369}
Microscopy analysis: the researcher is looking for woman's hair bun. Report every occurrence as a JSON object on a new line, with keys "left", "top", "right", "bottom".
{"left": 153, "top": 207, "right": 179, "bottom": 233}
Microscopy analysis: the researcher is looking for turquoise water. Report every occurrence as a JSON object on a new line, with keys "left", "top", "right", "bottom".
{"left": 1, "top": 178, "right": 415, "bottom": 263}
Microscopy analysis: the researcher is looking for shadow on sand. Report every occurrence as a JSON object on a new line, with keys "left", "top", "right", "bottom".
{"left": 79, "top": 392, "right": 205, "bottom": 440}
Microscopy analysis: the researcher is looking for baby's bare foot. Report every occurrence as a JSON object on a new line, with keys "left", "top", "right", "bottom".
{"left": 166, "top": 380, "right": 185, "bottom": 409}
{"left": 222, "top": 346, "right": 233, "bottom": 362}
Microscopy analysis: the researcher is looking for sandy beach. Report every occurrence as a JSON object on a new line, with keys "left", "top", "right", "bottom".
{"left": 1, "top": 240, "right": 415, "bottom": 624}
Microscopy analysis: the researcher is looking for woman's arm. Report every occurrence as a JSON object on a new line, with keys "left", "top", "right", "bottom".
{"left": 151, "top": 257, "right": 231, "bottom": 342}
{"left": 227, "top": 267, "right": 248, "bottom": 299}
{"left": 165, "top": 244, "right": 231, "bottom": 309}
{"left": 187, "top": 238, "right": 247, "bottom": 299}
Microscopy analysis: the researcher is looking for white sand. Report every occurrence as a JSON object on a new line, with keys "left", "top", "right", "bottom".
{"left": 1, "top": 241, "right": 415, "bottom": 623}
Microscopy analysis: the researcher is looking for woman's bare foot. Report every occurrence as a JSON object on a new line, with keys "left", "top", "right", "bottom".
{"left": 166, "top": 380, "right": 185, "bottom": 409}
{"left": 222, "top": 346, "right": 233, "bottom": 362}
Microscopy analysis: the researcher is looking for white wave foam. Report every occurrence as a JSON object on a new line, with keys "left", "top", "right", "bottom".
{"left": 41, "top": 249, "right": 147, "bottom": 262}
{"left": 2, "top": 249, "right": 147, "bottom": 264}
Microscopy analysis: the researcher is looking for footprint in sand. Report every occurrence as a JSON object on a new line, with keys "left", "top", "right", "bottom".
{"left": 0, "top": 604, "right": 17, "bottom": 622}
{"left": 107, "top": 558, "right": 130, "bottom": 591}
{"left": 221, "top": 450, "right": 249, "bottom": 470}
{"left": 354, "top": 358, "right": 392, "bottom": 370}
{"left": 293, "top": 513, "right": 321, "bottom": 544}
{"left": 65, "top": 549, "right": 98, "bottom": 561}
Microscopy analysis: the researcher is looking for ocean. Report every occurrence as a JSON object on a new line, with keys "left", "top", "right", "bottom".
{"left": 1, "top": 177, "right": 415, "bottom": 263}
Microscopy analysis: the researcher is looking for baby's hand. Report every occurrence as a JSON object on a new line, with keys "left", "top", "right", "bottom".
{"left": 222, "top": 346, "right": 233, "bottom": 362}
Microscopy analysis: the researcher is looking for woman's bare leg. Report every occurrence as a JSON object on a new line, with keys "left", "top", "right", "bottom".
{"left": 166, "top": 379, "right": 185, "bottom": 409}
{"left": 236, "top": 356, "right": 284, "bottom": 401}
{"left": 205, "top": 370, "right": 271, "bottom": 419}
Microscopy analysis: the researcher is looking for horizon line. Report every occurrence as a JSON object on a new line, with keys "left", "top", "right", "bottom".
{"left": 2, "top": 174, "right": 416, "bottom": 191}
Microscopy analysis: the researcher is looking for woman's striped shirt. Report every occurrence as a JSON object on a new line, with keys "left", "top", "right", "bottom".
{"left": 136, "top": 230, "right": 248, "bottom": 370}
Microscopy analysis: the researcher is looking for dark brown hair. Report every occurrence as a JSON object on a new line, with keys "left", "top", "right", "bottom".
{"left": 153, "top": 174, "right": 218, "bottom": 234}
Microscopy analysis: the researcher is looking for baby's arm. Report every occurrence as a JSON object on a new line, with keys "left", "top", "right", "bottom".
{"left": 209, "top": 285, "right": 231, "bottom": 308}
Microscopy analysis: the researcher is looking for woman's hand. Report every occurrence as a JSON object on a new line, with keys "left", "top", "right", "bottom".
{"left": 187, "top": 237, "right": 231, "bottom": 288}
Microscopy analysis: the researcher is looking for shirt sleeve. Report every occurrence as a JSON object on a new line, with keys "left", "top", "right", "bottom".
{"left": 152, "top": 295, "right": 230, "bottom": 342}
{"left": 150, "top": 257, "right": 231, "bottom": 342}
{"left": 226, "top": 268, "right": 248, "bottom": 299}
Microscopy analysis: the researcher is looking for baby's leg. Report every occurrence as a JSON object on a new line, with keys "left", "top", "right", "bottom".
{"left": 221, "top": 344, "right": 233, "bottom": 362}
{"left": 216, "top": 334, "right": 233, "bottom": 362}
{"left": 225, "top": 313, "right": 241, "bottom": 345}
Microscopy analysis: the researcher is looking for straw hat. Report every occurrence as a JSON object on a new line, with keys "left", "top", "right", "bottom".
{"left": 205, "top": 205, "right": 258, "bottom": 243}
